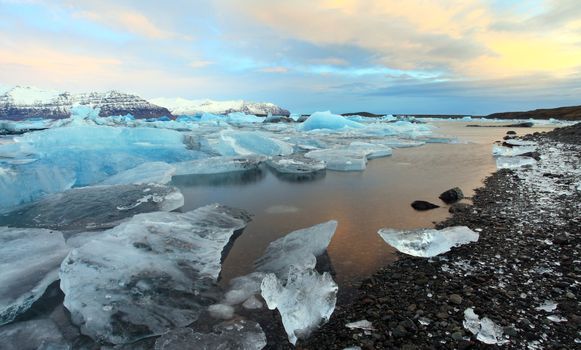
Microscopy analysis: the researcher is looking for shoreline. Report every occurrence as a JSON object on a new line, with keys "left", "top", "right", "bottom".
{"left": 300, "top": 124, "right": 580, "bottom": 349}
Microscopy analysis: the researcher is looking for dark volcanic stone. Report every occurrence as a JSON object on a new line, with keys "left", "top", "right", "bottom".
{"left": 449, "top": 202, "right": 473, "bottom": 213}
{"left": 520, "top": 151, "right": 541, "bottom": 161}
{"left": 439, "top": 187, "right": 464, "bottom": 204}
{"left": 506, "top": 130, "right": 517, "bottom": 135}
{"left": 411, "top": 200, "right": 440, "bottom": 211}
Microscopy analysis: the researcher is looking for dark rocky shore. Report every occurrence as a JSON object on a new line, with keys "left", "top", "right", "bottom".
{"left": 299, "top": 124, "right": 581, "bottom": 349}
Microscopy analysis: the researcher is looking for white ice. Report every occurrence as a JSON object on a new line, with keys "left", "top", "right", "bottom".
{"left": 59, "top": 204, "right": 251, "bottom": 344}
{"left": 463, "top": 308, "right": 508, "bottom": 345}
{"left": 261, "top": 265, "right": 338, "bottom": 345}
{"left": 215, "top": 130, "right": 293, "bottom": 156}
{"left": 0, "top": 227, "right": 69, "bottom": 325}
{"left": 299, "top": 111, "right": 364, "bottom": 131}
{"left": 153, "top": 320, "right": 267, "bottom": 350}
{"left": 496, "top": 156, "right": 537, "bottom": 169}
{"left": 99, "top": 162, "right": 176, "bottom": 185}
{"left": 345, "top": 320, "right": 375, "bottom": 332}
{"left": 378, "top": 226, "right": 479, "bottom": 257}
{"left": 492, "top": 145, "right": 536, "bottom": 157}
{"left": 173, "top": 155, "right": 265, "bottom": 176}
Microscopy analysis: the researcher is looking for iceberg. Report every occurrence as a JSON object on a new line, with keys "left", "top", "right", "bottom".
{"left": 496, "top": 156, "right": 537, "bottom": 169}
{"left": 0, "top": 184, "right": 184, "bottom": 231}
{"left": 154, "top": 320, "right": 267, "bottom": 350}
{"left": 173, "top": 155, "right": 265, "bottom": 176}
{"left": 215, "top": 130, "right": 293, "bottom": 156}
{"left": 99, "top": 162, "right": 176, "bottom": 185}
{"left": 305, "top": 148, "right": 367, "bottom": 171}
{"left": 299, "top": 111, "right": 364, "bottom": 131}
{"left": 0, "top": 227, "right": 69, "bottom": 325}
{"left": 267, "top": 155, "right": 326, "bottom": 174}
{"left": 378, "top": 226, "right": 479, "bottom": 257}
{"left": 347, "top": 141, "right": 393, "bottom": 159}
{"left": 59, "top": 204, "right": 251, "bottom": 344}
{"left": 261, "top": 265, "right": 338, "bottom": 345}
{"left": 0, "top": 319, "right": 69, "bottom": 350}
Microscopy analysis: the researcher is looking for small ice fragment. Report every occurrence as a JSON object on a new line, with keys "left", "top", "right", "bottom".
{"left": 463, "top": 308, "right": 508, "bottom": 345}
{"left": 547, "top": 315, "right": 567, "bottom": 323}
{"left": 535, "top": 301, "right": 557, "bottom": 312}
{"left": 345, "top": 320, "right": 375, "bottom": 331}
{"left": 242, "top": 296, "right": 263, "bottom": 310}
{"left": 496, "top": 156, "right": 536, "bottom": 169}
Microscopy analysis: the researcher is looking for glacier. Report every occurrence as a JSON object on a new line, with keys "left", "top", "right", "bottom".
{"left": 0, "top": 184, "right": 184, "bottom": 231}
{"left": 0, "top": 227, "right": 69, "bottom": 325}
{"left": 378, "top": 226, "right": 479, "bottom": 257}
{"left": 153, "top": 320, "right": 267, "bottom": 350}
{"left": 59, "top": 204, "right": 251, "bottom": 344}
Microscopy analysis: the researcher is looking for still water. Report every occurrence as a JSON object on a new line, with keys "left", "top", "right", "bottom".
{"left": 172, "top": 123, "right": 555, "bottom": 288}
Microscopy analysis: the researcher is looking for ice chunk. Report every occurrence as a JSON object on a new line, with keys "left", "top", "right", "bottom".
{"left": 216, "top": 130, "right": 293, "bottom": 156}
{"left": 242, "top": 295, "right": 263, "bottom": 310}
{"left": 223, "top": 272, "right": 268, "bottom": 306}
{"left": 492, "top": 145, "right": 536, "bottom": 157}
{"left": 463, "top": 308, "right": 508, "bottom": 345}
{"left": 0, "top": 162, "right": 76, "bottom": 210}
{"left": 496, "top": 156, "right": 537, "bottom": 169}
{"left": 504, "top": 139, "right": 536, "bottom": 147}
{"left": 59, "top": 204, "right": 252, "bottom": 344}
{"left": 261, "top": 266, "right": 338, "bottom": 345}
{"left": 0, "top": 227, "right": 69, "bottom": 325}
{"left": 255, "top": 220, "right": 338, "bottom": 276}
{"left": 173, "top": 155, "right": 265, "bottom": 176}
{"left": 547, "top": 315, "right": 567, "bottom": 322}
{"left": 208, "top": 304, "right": 235, "bottom": 320}
{"left": 378, "top": 226, "right": 479, "bottom": 257}
{"left": 535, "top": 301, "right": 557, "bottom": 312}
{"left": 0, "top": 319, "right": 69, "bottom": 350}
{"left": 347, "top": 141, "right": 393, "bottom": 159}
{"left": 154, "top": 320, "right": 267, "bottom": 350}
{"left": 267, "top": 155, "right": 326, "bottom": 174}
{"left": 305, "top": 148, "right": 367, "bottom": 171}
{"left": 99, "top": 162, "right": 176, "bottom": 185}
{"left": 0, "top": 184, "right": 184, "bottom": 231}
{"left": 299, "top": 111, "right": 364, "bottom": 131}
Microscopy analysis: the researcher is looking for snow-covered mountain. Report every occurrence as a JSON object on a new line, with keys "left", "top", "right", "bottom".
{"left": 0, "top": 86, "right": 172, "bottom": 120}
{"left": 149, "top": 97, "right": 290, "bottom": 116}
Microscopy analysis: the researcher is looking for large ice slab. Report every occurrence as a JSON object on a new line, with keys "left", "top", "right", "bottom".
{"left": 173, "top": 155, "right": 265, "bottom": 176}
{"left": 378, "top": 226, "right": 479, "bottom": 257}
{"left": 496, "top": 156, "right": 537, "bottom": 169}
{"left": 59, "top": 204, "right": 251, "bottom": 344}
{"left": 154, "top": 320, "right": 267, "bottom": 350}
{"left": 261, "top": 266, "right": 338, "bottom": 345}
{"left": 0, "top": 184, "right": 184, "bottom": 231}
{"left": 100, "top": 162, "right": 176, "bottom": 185}
{"left": 215, "top": 130, "right": 293, "bottom": 156}
{"left": 305, "top": 143, "right": 391, "bottom": 171}
{"left": 0, "top": 227, "right": 69, "bottom": 325}
{"left": 299, "top": 111, "right": 364, "bottom": 131}
{"left": 0, "top": 319, "right": 69, "bottom": 350}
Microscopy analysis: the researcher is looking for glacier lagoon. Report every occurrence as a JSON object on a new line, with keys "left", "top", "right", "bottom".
{"left": 0, "top": 110, "right": 559, "bottom": 348}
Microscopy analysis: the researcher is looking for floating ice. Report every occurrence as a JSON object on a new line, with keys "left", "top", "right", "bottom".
{"left": 153, "top": 320, "right": 267, "bottom": 350}
{"left": 0, "top": 319, "right": 69, "bottom": 350}
{"left": 347, "top": 141, "right": 393, "bottom": 159}
{"left": 378, "top": 226, "right": 479, "bottom": 257}
{"left": 492, "top": 145, "right": 536, "bottom": 157}
{"left": 261, "top": 265, "right": 338, "bottom": 345}
{"left": 305, "top": 142, "right": 392, "bottom": 171}
{"left": 463, "top": 308, "right": 508, "bottom": 345}
{"left": 99, "top": 162, "right": 176, "bottom": 185}
{"left": 267, "top": 155, "right": 326, "bottom": 174}
{"left": 173, "top": 155, "right": 265, "bottom": 176}
{"left": 299, "top": 111, "right": 364, "bottom": 131}
{"left": 496, "top": 156, "right": 537, "bottom": 169}
{"left": 255, "top": 220, "right": 338, "bottom": 276}
{"left": 215, "top": 130, "right": 293, "bottom": 156}
{"left": 0, "top": 227, "right": 69, "bottom": 325}
{"left": 0, "top": 184, "right": 184, "bottom": 231}
{"left": 59, "top": 204, "right": 251, "bottom": 344}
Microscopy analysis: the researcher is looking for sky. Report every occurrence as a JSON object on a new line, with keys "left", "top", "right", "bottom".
{"left": 0, "top": 0, "right": 580, "bottom": 114}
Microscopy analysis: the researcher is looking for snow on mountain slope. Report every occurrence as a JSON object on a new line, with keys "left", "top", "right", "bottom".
{"left": 150, "top": 97, "right": 290, "bottom": 116}
{"left": 0, "top": 86, "right": 172, "bottom": 121}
